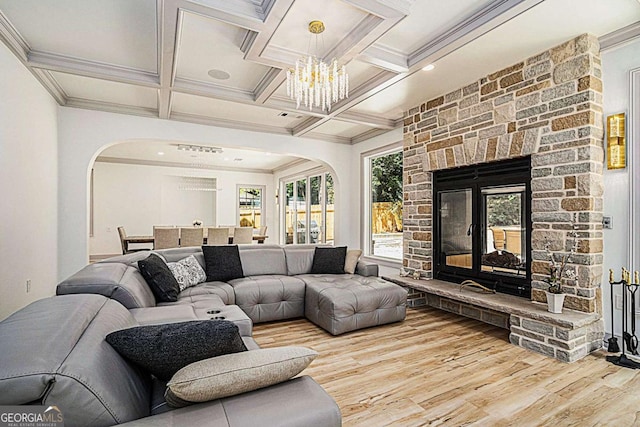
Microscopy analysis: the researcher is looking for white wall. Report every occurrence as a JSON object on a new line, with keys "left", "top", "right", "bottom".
{"left": 601, "top": 37, "right": 640, "bottom": 337}
{"left": 57, "top": 108, "right": 353, "bottom": 280}
{"left": 91, "top": 161, "right": 275, "bottom": 256}
{"left": 0, "top": 43, "right": 58, "bottom": 320}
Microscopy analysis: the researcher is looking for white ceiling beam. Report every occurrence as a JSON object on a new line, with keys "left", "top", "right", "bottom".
{"left": 342, "top": 0, "right": 414, "bottom": 18}
{"left": 171, "top": 111, "right": 292, "bottom": 135}
{"left": 408, "top": 0, "right": 546, "bottom": 69}
{"left": 336, "top": 111, "right": 396, "bottom": 129}
{"left": 254, "top": 68, "right": 286, "bottom": 104}
{"left": 173, "top": 77, "right": 256, "bottom": 102}
{"left": 65, "top": 98, "right": 159, "bottom": 118}
{"left": 356, "top": 44, "right": 408, "bottom": 73}
{"left": 27, "top": 51, "right": 160, "bottom": 87}
{"left": 351, "top": 127, "right": 395, "bottom": 144}
{"left": 158, "top": 0, "right": 181, "bottom": 119}
{"left": 600, "top": 20, "right": 640, "bottom": 51}
{"left": 183, "top": 0, "right": 266, "bottom": 30}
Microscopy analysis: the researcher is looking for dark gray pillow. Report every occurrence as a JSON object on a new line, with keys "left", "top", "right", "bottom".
{"left": 106, "top": 320, "right": 247, "bottom": 381}
{"left": 202, "top": 245, "right": 244, "bottom": 282}
{"left": 138, "top": 253, "right": 180, "bottom": 302}
{"left": 311, "top": 246, "right": 347, "bottom": 274}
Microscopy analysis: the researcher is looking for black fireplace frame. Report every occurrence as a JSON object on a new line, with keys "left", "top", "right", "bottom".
{"left": 433, "top": 156, "right": 532, "bottom": 298}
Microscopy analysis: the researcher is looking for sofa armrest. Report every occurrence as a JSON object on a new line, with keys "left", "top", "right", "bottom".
{"left": 355, "top": 260, "right": 378, "bottom": 277}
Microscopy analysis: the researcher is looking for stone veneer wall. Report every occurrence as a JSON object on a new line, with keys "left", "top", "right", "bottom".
{"left": 402, "top": 34, "right": 604, "bottom": 314}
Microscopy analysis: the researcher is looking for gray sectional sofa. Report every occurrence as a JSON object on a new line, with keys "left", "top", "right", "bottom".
{"left": 0, "top": 294, "right": 341, "bottom": 427}
{"left": 0, "top": 244, "right": 407, "bottom": 426}
{"left": 57, "top": 244, "right": 408, "bottom": 335}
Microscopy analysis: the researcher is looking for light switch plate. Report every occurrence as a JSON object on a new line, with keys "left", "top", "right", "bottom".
{"left": 603, "top": 216, "right": 613, "bottom": 229}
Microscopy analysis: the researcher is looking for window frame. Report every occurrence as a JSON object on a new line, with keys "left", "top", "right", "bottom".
{"left": 362, "top": 144, "right": 403, "bottom": 263}
{"left": 236, "top": 185, "right": 265, "bottom": 228}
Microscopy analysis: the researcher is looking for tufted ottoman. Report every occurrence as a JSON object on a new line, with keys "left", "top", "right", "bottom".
{"left": 302, "top": 275, "right": 408, "bottom": 335}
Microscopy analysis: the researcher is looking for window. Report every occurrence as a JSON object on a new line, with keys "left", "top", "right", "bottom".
{"left": 364, "top": 148, "right": 403, "bottom": 260}
{"left": 282, "top": 172, "right": 334, "bottom": 244}
{"left": 434, "top": 157, "right": 531, "bottom": 297}
{"left": 238, "top": 186, "right": 264, "bottom": 227}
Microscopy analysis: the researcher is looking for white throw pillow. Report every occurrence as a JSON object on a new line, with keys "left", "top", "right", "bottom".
{"left": 167, "top": 255, "right": 206, "bottom": 291}
{"left": 165, "top": 346, "right": 318, "bottom": 407}
{"left": 344, "top": 249, "right": 363, "bottom": 274}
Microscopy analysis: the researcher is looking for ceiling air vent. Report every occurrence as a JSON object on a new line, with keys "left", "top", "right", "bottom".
{"left": 278, "top": 112, "right": 303, "bottom": 119}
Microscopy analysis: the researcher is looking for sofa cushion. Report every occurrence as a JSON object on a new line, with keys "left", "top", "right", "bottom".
{"left": 0, "top": 295, "right": 151, "bottom": 426}
{"left": 344, "top": 249, "right": 363, "bottom": 274}
{"left": 106, "top": 320, "right": 247, "bottom": 381}
{"left": 283, "top": 244, "right": 328, "bottom": 275}
{"left": 165, "top": 347, "right": 318, "bottom": 407}
{"left": 138, "top": 254, "right": 180, "bottom": 302}
{"left": 176, "top": 281, "right": 235, "bottom": 305}
{"left": 228, "top": 275, "right": 306, "bottom": 323}
{"left": 202, "top": 245, "right": 244, "bottom": 282}
{"left": 238, "top": 244, "right": 287, "bottom": 276}
{"left": 167, "top": 255, "right": 206, "bottom": 291}
{"left": 311, "top": 246, "right": 347, "bottom": 274}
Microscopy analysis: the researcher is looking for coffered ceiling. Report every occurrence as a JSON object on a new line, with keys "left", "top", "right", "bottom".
{"left": 0, "top": 0, "right": 639, "bottom": 145}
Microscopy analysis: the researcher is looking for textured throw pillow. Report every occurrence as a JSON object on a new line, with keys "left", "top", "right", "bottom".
{"left": 165, "top": 347, "right": 318, "bottom": 407}
{"left": 310, "top": 246, "right": 347, "bottom": 274}
{"left": 167, "top": 255, "right": 207, "bottom": 292}
{"left": 138, "top": 253, "right": 180, "bottom": 302}
{"left": 106, "top": 320, "right": 247, "bottom": 381}
{"left": 344, "top": 249, "right": 363, "bottom": 274}
{"left": 202, "top": 245, "right": 244, "bottom": 282}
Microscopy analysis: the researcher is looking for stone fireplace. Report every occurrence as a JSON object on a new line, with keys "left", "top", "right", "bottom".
{"left": 399, "top": 34, "right": 605, "bottom": 361}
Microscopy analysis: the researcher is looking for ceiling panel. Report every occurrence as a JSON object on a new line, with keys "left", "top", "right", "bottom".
{"left": 175, "top": 12, "right": 272, "bottom": 91}
{"left": 268, "top": 0, "right": 367, "bottom": 56}
{"left": 171, "top": 92, "right": 307, "bottom": 128}
{"left": 51, "top": 72, "right": 158, "bottom": 109}
{"left": 0, "top": 0, "right": 157, "bottom": 72}
{"left": 375, "top": 0, "right": 496, "bottom": 55}
{"left": 312, "top": 119, "right": 372, "bottom": 138}
{"left": 352, "top": 0, "right": 640, "bottom": 118}
{"left": 99, "top": 141, "right": 300, "bottom": 170}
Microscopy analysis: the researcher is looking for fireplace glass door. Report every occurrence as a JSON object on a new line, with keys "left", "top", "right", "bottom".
{"left": 434, "top": 157, "right": 531, "bottom": 297}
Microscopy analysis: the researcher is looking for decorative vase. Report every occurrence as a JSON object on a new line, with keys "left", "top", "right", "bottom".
{"left": 545, "top": 291, "right": 565, "bottom": 313}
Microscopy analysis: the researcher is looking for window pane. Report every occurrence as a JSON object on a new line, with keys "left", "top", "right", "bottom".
{"left": 310, "top": 176, "right": 321, "bottom": 243}
{"left": 325, "top": 173, "right": 334, "bottom": 244}
{"left": 285, "top": 182, "right": 294, "bottom": 244}
{"left": 482, "top": 186, "right": 526, "bottom": 275}
{"left": 296, "top": 179, "right": 307, "bottom": 244}
{"left": 439, "top": 189, "right": 472, "bottom": 269}
{"left": 238, "top": 187, "right": 262, "bottom": 227}
{"left": 370, "top": 151, "right": 403, "bottom": 259}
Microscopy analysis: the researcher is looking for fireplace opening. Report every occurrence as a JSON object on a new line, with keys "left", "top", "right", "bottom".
{"left": 433, "top": 157, "right": 532, "bottom": 297}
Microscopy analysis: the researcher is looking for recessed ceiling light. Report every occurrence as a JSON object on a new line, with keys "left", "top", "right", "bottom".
{"left": 157, "top": 151, "right": 165, "bottom": 155}
{"left": 208, "top": 69, "right": 230, "bottom": 80}
{"left": 233, "top": 158, "right": 243, "bottom": 162}
{"left": 422, "top": 64, "right": 435, "bottom": 71}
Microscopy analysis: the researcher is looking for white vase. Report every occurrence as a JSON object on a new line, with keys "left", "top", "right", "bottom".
{"left": 546, "top": 291, "right": 565, "bottom": 313}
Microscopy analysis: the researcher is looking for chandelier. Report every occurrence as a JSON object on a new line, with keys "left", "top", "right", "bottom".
{"left": 286, "top": 20, "right": 349, "bottom": 112}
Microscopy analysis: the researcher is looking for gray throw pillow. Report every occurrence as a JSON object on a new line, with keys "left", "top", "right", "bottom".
{"left": 167, "top": 255, "right": 207, "bottom": 291}
{"left": 106, "top": 320, "right": 247, "bottom": 381}
{"left": 138, "top": 253, "right": 180, "bottom": 302}
{"left": 165, "top": 347, "right": 318, "bottom": 407}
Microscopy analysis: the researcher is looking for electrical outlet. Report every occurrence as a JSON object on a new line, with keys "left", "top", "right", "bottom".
{"left": 26, "top": 279, "right": 31, "bottom": 293}
{"left": 615, "top": 294, "right": 623, "bottom": 310}
{"left": 106, "top": 227, "right": 112, "bottom": 233}
{"left": 603, "top": 216, "right": 613, "bottom": 229}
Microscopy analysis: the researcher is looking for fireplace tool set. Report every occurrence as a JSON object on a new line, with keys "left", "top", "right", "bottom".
{"left": 606, "top": 268, "right": 640, "bottom": 369}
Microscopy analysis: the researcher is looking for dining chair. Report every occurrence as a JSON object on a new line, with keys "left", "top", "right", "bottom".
{"left": 117, "top": 226, "right": 148, "bottom": 255}
{"left": 256, "top": 225, "right": 267, "bottom": 236}
{"left": 206, "top": 227, "right": 229, "bottom": 245}
{"left": 233, "top": 227, "right": 254, "bottom": 244}
{"left": 153, "top": 227, "right": 179, "bottom": 249}
{"left": 180, "top": 227, "right": 204, "bottom": 247}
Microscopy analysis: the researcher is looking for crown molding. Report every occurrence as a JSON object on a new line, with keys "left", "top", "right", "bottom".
{"left": 173, "top": 77, "right": 256, "bottom": 102}
{"left": 170, "top": 111, "right": 291, "bottom": 135}
{"left": 304, "top": 131, "right": 352, "bottom": 145}
{"left": 271, "top": 157, "right": 313, "bottom": 173}
{"left": 65, "top": 98, "right": 159, "bottom": 118}
{"left": 0, "top": 10, "right": 29, "bottom": 61}
{"left": 351, "top": 127, "right": 395, "bottom": 144}
{"left": 357, "top": 44, "right": 408, "bottom": 73}
{"left": 336, "top": 111, "right": 396, "bottom": 129}
{"left": 95, "top": 155, "right": 275, "bottom": 174}
{"left": 600, "top": 21, "right": 640, "bottom": 52}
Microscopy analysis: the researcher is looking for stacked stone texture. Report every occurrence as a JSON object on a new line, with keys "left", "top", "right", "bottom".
{"left": 402, "top": 33, "right": 604, "bottom": 314}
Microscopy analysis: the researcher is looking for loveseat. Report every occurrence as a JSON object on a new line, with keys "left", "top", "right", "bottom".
{"left": 57, "top": 244, "right": 408, "bottom": 335}
{"left": 0, "top": 294, "right": 341, "bottom": 426}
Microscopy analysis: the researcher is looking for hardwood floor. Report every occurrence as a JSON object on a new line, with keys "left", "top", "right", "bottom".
{"left": 253, "top": 306, "right": 640, "bottom": 426}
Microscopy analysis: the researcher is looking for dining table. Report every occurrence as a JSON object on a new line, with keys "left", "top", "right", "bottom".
{"left": 125, "top": 232, "right": 268, "bottom": 248}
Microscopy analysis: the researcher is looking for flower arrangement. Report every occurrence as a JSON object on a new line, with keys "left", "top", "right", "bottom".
{"left": 544, "top": 221, "right": 579, "bottom": 294}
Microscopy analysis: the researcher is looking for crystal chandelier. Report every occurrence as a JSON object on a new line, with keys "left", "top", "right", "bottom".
{"left": 286, "top": 21, "right": 349, "bottom": 112}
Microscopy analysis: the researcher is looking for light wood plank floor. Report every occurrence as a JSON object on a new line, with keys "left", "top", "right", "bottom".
{"left": 253, "top": 306, "right": 640, "bottom": 427}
